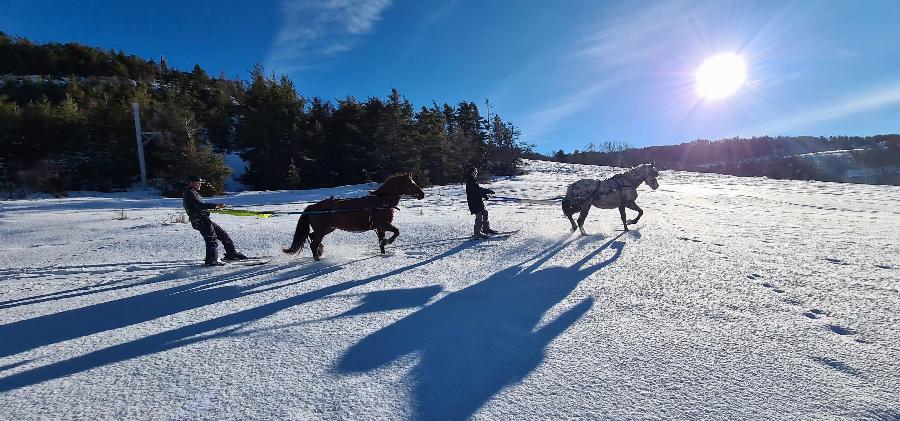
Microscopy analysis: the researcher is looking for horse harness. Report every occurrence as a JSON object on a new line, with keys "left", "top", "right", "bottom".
{"left": 367, "top": 194, "right": 403, "bottom": 230}
{"left": 573, "top": 174, "right": 637, "bottom": 210}
{"left": 315, "top": 194, "right": 401, "bottom": 230}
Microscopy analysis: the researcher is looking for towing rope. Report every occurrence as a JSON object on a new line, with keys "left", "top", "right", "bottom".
{"left": 211, "top": 206, "right": 398, "bottom": 218}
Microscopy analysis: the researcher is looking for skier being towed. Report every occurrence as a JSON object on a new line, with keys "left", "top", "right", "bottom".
{"left": 182, "top": 175, "right": 248, "bottom": 266}
{"left": 465, "top": 167, "right": 500, "bottom": 239}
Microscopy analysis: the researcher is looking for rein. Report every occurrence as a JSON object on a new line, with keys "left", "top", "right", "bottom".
{"left": 226, "top": 189, "right": 412, "bottom": 217}
{"left": 293, "top": 193, "right": 404, "bottom": 215}
{"left": 293, "top": 206, "right": 397, "bottom": 215}
{"left": 225, "top": 206, "right": 397, "bottom": 216}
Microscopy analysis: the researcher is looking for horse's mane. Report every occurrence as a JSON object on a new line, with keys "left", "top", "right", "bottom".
{"left": 372, "top": 173, "right": 414, "bottom": 195}
{"left": 381, "top": 173, "right": 410, "bottom": 183}
{"left": 626, "top": 163, "right": 650, "bottom": 173}
{"left": 620, "top": 163, "right": 651, "bottom": 179}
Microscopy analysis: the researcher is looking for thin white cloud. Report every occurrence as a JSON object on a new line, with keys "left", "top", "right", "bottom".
{"left": 267, "top": 0, "right": 392, "bottom": 73}
{"left": 749, "top": 68, "right": 809, "bottom": 91}
{"left": 522, "top": 78, "right": 621, "bottom": 140}
{"left": 742, "top": 81, "right": 900, "bottom": 135}
{"left": 573, "top": 0, "right": 693, "bottom": 68}
{"left": 520, "top": 0, "right": 696, "bottom": 143}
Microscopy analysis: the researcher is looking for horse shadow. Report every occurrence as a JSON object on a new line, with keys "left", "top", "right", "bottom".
{"left": 225, "top": 285, "right": 446, "bottom": 336}
{"left": 335, "top": 285, "right": 443, "bottom": 320}
{"left": 336, "top": 233, "right": 626, "bottom": 420}
{"left": 0, "top": 242, "right": 475, "bottom": 393}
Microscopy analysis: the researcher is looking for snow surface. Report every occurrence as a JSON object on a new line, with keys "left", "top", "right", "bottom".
{"left": 0, "top": 160, "right": 898, "bottom": 420}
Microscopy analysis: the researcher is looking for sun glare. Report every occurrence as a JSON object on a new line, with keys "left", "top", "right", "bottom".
{"left": 695, "top": 53, "right": 746, "bottom": 100}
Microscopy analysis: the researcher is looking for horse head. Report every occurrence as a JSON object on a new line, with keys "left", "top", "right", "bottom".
{"left": 644, "top": 163, "right": 660, "bottom": 190}
{"left": 374, "top": 173, "right": 425, "bottom": 199}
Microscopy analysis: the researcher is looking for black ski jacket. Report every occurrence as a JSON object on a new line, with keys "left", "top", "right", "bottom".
{"left": 183, "top": 188, "right": 217, "bottom": 222}
{"left": 465, "top": 176, "right": 493, "bottom": 214}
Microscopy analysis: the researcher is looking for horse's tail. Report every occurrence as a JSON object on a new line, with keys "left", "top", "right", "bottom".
{"left": 283, "top": 213, "right": 311, "bottom": 254}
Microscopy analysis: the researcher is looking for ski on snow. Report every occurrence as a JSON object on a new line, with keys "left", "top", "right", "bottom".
{"left": 202, "top": 257, "right": 273, "bottom": 268}
{"left": 469, "top": 230, "right": 519, "bottom": 241}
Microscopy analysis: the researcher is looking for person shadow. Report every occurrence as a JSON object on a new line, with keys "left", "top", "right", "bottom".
{"left": 0, "top": 262, "right": 318, "bottom": 360}
{"left": 336, "top": 233, "right": 627, "bottom": 420}
{"left": 0, "top": 241, "right": 476, "bottom": 393}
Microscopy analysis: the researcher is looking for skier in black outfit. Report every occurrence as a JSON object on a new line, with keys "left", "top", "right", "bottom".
{"left": 182, "top": 175, "right": 248, "bottom": 266}
{"left": 465, "top": 167, "right": 499, "bottom": 239}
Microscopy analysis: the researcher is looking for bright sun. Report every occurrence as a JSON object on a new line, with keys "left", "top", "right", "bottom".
{"left": 695, "top": 53, "right": 746, "bottom": 100}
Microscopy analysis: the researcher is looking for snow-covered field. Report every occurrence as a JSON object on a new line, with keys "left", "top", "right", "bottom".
{"left": 1, "top": 160, "right": 898, "bottom": 420}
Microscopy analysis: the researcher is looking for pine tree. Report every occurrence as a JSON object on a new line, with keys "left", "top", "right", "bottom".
{"left": 553, "top": 150, "right": 567, "bottom": 162}
{"left": 0, "top": 34, "right": 538, "bottom": 193}
{"left": 285, "top": 157, "right": 301, "bottom": 188}
{"left": 236, "top": 64, "right": 305, "bottom": 189}
{"left": 147, "top": 100, "right": 230, "bottom": 196}
{"left": 414, "top": 104, "right": 448, "bottom": 185}
{"left": 328, "top": 96, "right": 376, "bottom": 184}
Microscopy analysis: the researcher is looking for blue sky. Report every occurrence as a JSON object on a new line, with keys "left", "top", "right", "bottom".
{"left": 3, "top": 0, "right": 899, "bottom": 152}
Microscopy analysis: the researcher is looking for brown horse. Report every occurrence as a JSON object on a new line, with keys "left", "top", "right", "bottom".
{"left": 283, "top": 173, "right": 425, "bottom": 260}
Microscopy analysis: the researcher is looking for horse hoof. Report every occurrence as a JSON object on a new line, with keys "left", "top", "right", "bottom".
{"left": 312, "top": 244, "right": 324, "bottom": 260}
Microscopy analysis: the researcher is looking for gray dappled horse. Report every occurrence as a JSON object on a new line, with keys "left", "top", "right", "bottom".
{"left": 562, "top": 163, "right": 660, "bottom": 235}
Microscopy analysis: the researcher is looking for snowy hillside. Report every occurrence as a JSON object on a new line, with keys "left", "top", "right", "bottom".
{"left": 0, "top": 160, "right": 898, "bottom": 419}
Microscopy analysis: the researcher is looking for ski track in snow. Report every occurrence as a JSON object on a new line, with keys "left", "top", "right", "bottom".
{"left": 0, "top": 160, "right": 898, "bottom": 420}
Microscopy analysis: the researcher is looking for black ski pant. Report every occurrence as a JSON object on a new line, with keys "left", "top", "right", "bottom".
{"left": 473, "top": 209, "right": 491, "bottom": 236}
{"left": 193, "top": 218, "right": 236, "bottom": 263}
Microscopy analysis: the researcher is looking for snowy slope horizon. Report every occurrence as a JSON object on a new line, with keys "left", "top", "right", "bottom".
{"left": 0, "top": 160, "right": 898, "bottom": 419}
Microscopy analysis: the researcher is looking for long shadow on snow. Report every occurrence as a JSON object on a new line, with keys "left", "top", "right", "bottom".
{"left": 0, "top": 259, "right": 345, "bottom": 359}
{"left": 0, "top": 260, "right": 209, "bottom": 310}
{"left": 227, "top": 285, "right": 446, "bottom": 334}
{"left": 0, "top": 242, "right": 475, "bottom": 392}
{"left": 336, "top": 233, "right": 626, "bottom": 420}
{"left": 335, "top": 285, "right": 443, "bottom": 320}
